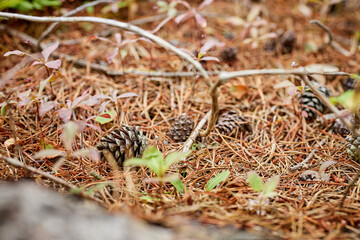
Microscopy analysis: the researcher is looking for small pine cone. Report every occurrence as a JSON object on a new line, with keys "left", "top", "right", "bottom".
{"left": 345, "top": 135, "right": 360, "bottom": 162}
{"left": 279, "top": 30, "right": 296, "bottom": 54}
{"left": 97, "top": 125, "right": 147, "bottom": 166}
{"left": 332, "top": 118, "right": 351, "bottom": 137}
{"left": 341, "top": 77, "right": 357, "bottom": 91}
{"left": 215, "top": 110, "right": 251, "bottom": 137}
{"left": 220, "top": 47, "right": 238, "bottom": 62}
{"left": 264, "top": 38, "right": 277, "bottom": 52}
{"left": 299, "top": 84, "right": 331, "bottom": 120}
{"left": 166, "top": 115, "right": 194, "bottom": 142}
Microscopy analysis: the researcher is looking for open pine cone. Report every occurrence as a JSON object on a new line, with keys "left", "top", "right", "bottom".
{"left": 345, "top": 135, "right": 360, "bottom": 162}
{"left": 215, "top": 110, "right": 251, "bottom": 138}
{"left": 299, "top": 83, "right": 331, "bottom": 120}
{"left": 97, "top": 125, "right": 147, "bottom": 166}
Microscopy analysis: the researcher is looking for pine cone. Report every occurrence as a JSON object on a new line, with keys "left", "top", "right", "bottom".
{"left": 215, "top": 110, "right": 251, "bottom": 137}
{"left": 332, "top": 118, "right": 351, "bottom": 137}
{"left": 345, "top": 135, "right": 360, "bottom": 162}
{"left": 341, "top": 77, "right": 357, "bottom": 91}
{"left": 279, "top": 30, "right": 296, "bottom": 54}
{"left": 332, "top": 114, "right": 360, "bottom": 137}
{"left": 299, "top": 83, "right": 331, "bottom": 120}
{"left": 220, "top": 47, "right": 238, "bottom": 62}
{"left": 97, "top": 125, "right": 147, "bottom": 166}
{"left": 166, "top": 115, "right": 194, "bottom": 142}
{"left": 264, "top": 38, "right": 277, "bottom": 52}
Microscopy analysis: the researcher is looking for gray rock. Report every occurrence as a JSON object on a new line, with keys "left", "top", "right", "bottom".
{"left": 0, "top": 182, "right": 271, "bottom": 240}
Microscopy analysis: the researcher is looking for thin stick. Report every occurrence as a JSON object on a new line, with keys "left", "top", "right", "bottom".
{"left": 219, "top": 69, "right": 349, "bottom": 82}
{"left": 183, "top": 111, "right": 212, "bottom": 152}
{"left": 310, "top": 19, "right": 352, "bottom": 57}
{"left": 310, "top": 19, "right": 333, "bottom": 48}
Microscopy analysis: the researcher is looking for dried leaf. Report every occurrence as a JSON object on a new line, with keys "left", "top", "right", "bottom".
{"left": 5, "top": 138, "right": 15, "bottom": 148}
{"left": 230, "top": 84, "right": 247, "bottom": 99}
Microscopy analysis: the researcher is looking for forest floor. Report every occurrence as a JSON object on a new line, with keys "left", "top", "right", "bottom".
{"left": 0, "top": 0, "right": 360, "bottom": 239}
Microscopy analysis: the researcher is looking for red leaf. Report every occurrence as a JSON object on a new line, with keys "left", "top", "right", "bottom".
{"left": 98, "top": 113, "right": 111, "bottom": 118}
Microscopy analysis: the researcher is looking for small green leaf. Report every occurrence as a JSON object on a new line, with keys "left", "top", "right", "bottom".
{"left": 329, "top": 90, "right": 354, "bottom": 109}
{"left": 38, "top": 75, "right": 52, "bottom": 98}
{"left": 205, "top": 170, "right": 230, "bottom": 191}
{"left": 124, "top": 157, "right": 150, "bottom": 168}
{"left": 86, "top": 183, "right": 108, "bottom": 195}
{"left": 263, "top": 175, "right": 280, "bottom": 197}
{"left": 170, "top": 178, "right": 185, "bottom": 194}
{"left": 86, "top": 5, "right": 94, "bottom": 14}
{"left": 139, "top": 195, "right": 161, "bottom": 201}
{"left": 141, "top": 146, "right": 164, "bottom": 176}
{"left": 304, "top": 41, "right": 318, "bottom": 53}
{"left": 247, "top": 171, "right": 263, "bottom": 192}
{"left": 1, "top": 103, "right": 8, "bottom": 116}
{"left": 164, "top": 150, "right": 191, "bottom": 169}
{"left": 17, "top": 1, "right": 34, "bottom": 11}
{"left": 69, "top": 186, "right": 85, "bottom": 195}
{"left": 350, "top": 74, "right": 360, "bottom": 81}
{"left": 94, "top": 111, "right": 116, "bottom": 124}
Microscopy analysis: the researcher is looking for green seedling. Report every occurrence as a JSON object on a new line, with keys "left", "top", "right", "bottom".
{"left": 125, "top": 146, "right": 191, "bottom": 191}
{"left": 205, "top": 170, "right": 230, "bottom": 191}
{"left": 246, "top": 171, "right": 280, "bottom": 215}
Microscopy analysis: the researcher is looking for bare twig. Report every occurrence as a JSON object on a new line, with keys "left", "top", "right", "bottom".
{"left": 37, "top": 0, "right": 114, "bottom": 47}
{"left": 310, "top": 19, "right": 353, "bottom": 57}
{"left": 219, "top": 68, "right": 349, "bottom": 82}
{"left": 310, "top": 19, "right": 333, "bottom": 48}
{"left": 1, "top": 155, "right": 104, "bottom": 204}
{"left": 183, "top": 111, "right": 212, "bottom": 152}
